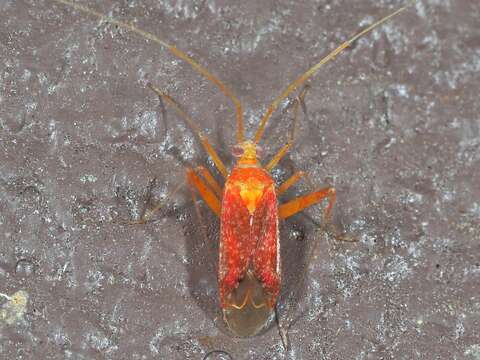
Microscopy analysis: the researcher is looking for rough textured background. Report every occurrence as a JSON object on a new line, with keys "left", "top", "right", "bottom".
{"left": 1, "top": 0, "right": 479, "bottom": 359}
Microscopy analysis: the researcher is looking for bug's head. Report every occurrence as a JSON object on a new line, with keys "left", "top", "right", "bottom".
{"left": 232, "top": 141, "right": 264, "bottom": 166}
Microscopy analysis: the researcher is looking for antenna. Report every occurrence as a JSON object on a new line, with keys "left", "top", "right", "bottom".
{"left": 253, "top": 2, "right": 414, "bottom": 143}
{"left": 50, "top": 0, "right": 246, "bottom": 143}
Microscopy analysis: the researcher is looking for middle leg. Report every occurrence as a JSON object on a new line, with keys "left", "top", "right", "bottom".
{"left": 186, "top": 167, "right": 222, "bottom": 217}
{"left": 120, "top": 165, "right": 222, "bottom": 224}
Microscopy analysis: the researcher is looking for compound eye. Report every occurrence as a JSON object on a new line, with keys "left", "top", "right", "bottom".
{"left": 256, "top": 145, "right": 265, "bottom": 159}
{"left": 231, "top": 144, "right": 244, "bottom": 158}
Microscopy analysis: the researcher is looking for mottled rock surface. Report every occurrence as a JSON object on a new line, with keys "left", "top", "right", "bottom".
{"left": 1, "top": 0, "right": 479, "bottom": 359}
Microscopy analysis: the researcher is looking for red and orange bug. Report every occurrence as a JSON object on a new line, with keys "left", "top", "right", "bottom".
{"left": 51, "top": 0, "right": 413, "bottom": 341}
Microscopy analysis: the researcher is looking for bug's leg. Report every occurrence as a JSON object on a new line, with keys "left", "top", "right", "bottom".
{"left": 186, "top": 168, "right": 221, "bottom": 217}
{"left": 265, "top": 86, "right": 309, "bottom": 172}
{"left": 195, "top": 165, "right": 223, "bottom": 198}
{"left": 113, "top": 178, "right": 185, "bottom": 225}
{"left": 188, "top": 177, "right": 212, "bottom": 259}
{"left": 276, "top": 186, "right": 355, "bottom": 348}
{"left": 279, "top": 186, "right": 355, "bottom": 241}
{"left": 149, "top": 84, "right": 229, "bottom": 178}
{"left": 188, "top": 166, "right": 223, "bottom": 264}
{"left": 276, "top": 171, "right": 306, "bottom": 196}
{"left": 275, "top": 304, "right": 290, "bottom": 351}
{"left": 145, "top": 166, "right": 222, "bottom": 222}
{"left": 279, "top": 186, "right": 335, "bottom": 220}
{"left": 187, "top": 167, "right": 223, "bottom": 275}
{"left": 119, "top": 166, "right": 221, "bottom": 225}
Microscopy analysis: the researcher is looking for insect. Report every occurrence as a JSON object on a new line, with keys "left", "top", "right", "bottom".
{"left": 51, "top": 0, "right": 412, "bottom": 342}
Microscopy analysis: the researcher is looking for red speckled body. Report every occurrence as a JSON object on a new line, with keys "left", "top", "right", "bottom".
{"left": 219, "top": 167, "right": 280, "bottom": 310}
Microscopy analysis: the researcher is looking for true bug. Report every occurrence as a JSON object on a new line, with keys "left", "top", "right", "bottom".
{"left": 51, "top": 0, "right": 412, "bottom": 340}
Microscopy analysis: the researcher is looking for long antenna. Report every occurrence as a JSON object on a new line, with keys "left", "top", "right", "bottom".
{"left": 50, "top": 0, "right": 245, "bottom": 143}
{"left": 253, "top": 2, "right": 414, "bottom": 144}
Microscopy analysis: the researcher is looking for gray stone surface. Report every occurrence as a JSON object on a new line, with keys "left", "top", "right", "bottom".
{"left": 1, "top": 0, "right": 479, "bottom": 359}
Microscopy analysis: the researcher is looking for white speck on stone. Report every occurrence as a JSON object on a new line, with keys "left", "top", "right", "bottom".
{"left": 80, "top": 174, "right": 98, "bottom": 183}
{"left": 406, "top": 191, "right": 423, "bottom": 204}
{"left": 393, "top": 84, "right": 409, "bottom": 98}
{"left": 135, "top": 110, "right": 159, "bottom": 138}
{"left": 49, "top": 119, "right": 58, "bottom": 147}
{"left": 465, "top": 344, "right": 480, "bottom": 360}
{"left": 25, "top": 100, "right": 37, "bottom": 113}
{"left": 454, "top": 314, "right": 465, "bottom": 340}
{"left": 415, "top": 0, "right": 427, "bottom": 19}
{"left": 0, "top": 290, "right": 28, "bottom": 325}
{"left": 384, "top": 255, "right": 410, "bottom": 282}
{"left": 85, "top": 270, "right": 105, "bottom": 291}
{"left": 21, "top": 68, "right": 32, "bottom": 82}
{"left": 85, "top": 330, "right": 117, "bottom": 353}
{"left": 37, "top": 72, "right": 48, "bottom": 86}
